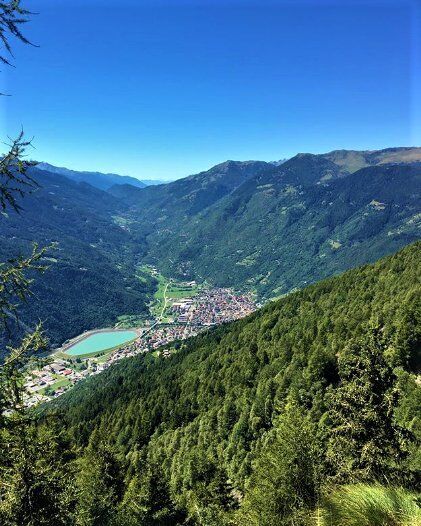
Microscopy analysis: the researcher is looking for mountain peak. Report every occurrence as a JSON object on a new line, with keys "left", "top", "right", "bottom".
{"left": 323, "top": 146, "right": 421, "bottom": 173}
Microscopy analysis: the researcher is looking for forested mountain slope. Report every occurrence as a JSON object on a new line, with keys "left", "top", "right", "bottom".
{"left": 50, "top": 242, "right": 421, "bottom": 525}
{"left": 135, "top": 152, "right": 421, "bottom": 298}
{"left": 0, "top": 168, "right": 153, "bottom": 347}
{"left": 108, "top": 159, "right": 271, "bottom": 225}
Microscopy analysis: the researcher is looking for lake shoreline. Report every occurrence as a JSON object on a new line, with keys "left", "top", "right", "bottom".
{"left": 58, "top": 327, "right": 142, "bottom": 356}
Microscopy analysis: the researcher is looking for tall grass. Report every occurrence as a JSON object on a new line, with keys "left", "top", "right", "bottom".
{"left": 318, "top": 484, "right": 421, "bottom": 526}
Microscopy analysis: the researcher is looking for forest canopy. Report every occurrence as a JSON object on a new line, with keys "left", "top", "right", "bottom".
{"left": 41, "top": 241, "right": 421, "bottom": 525}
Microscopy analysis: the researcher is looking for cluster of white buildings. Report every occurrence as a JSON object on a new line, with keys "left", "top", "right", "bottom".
{"left": 172, "top": 288, "right": 255, "bottom": 326}
{"left": 24, "top": 358, "right": 92, "bottom": 406}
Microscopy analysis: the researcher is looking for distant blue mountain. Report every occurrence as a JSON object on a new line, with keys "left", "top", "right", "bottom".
{"left": 36, "top": 162, "right": 148, "bottom": 191}
{"left": 140, "top": 179, "right": 174, "bottom": 186}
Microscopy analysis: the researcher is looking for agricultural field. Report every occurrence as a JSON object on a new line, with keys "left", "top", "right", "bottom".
{"left": 115, "top": 314, "right": 148, "bottom": 328}
{"left": 140, "top": 265, "right": 202, "bottom": 320}
{"left": 166, "top": 282, "right": 200, "bottom": 299}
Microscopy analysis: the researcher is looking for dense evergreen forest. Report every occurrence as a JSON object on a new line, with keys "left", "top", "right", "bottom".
{"left": 33, "top": 242, "right": 420, "bottom": 525}
{"left": 0, "top": 168, "right": 155, "bottom": 350}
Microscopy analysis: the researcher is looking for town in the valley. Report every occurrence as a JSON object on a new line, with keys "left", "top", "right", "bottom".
{"left": 24, "top": 270, "right": 256, "bottom": 406}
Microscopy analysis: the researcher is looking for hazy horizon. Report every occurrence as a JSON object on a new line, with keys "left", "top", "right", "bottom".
{"left": 35, "top": 143, "right": 420, "bottom": 183}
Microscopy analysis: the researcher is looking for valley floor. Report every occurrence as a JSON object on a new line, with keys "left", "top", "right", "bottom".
{"left": 23, "top": 268, "right": 256, "bottom": 406}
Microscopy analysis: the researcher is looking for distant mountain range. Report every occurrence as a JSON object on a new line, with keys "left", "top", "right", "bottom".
{"left": 323, "top": 147, "right": 421, "bottom": 172}
{"left": 107, "top": 159, "right": 271, "bottom": 216}
{"left": 35, "top": 162, "right": 171, "bottom": 190}
{"left": 2, "top": 146, "right": 419, "bottom": 347}
{"left": 40, "top": 146, "right": 418, "bottom": 195}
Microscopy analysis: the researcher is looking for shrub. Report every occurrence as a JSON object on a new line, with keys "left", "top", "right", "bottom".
{"left": 318, "top": 484, "right": 420, "bottom": 526}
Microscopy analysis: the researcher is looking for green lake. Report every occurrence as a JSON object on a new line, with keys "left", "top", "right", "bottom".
{"left": 64, "top": 330, "right": 137, "bottom": 356}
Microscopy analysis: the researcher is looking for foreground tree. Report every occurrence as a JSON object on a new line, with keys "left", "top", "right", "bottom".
{"left": 0, "top": 411, "right": 75, "bottom": 526}
{"left": 75, "top": 437, "right": 124, "bottom": 526}
{"left": 117, "top": 455, "right": 186, "bottom": 526}
{"left": 326, "top": 324, "right": 410, "bottom": 484}
{"left": 0, "top": 3, "right": 75, "bottom": 525}
{"left": 0, "top": 1, "right": 38, "bottom": 210}
{"left": 238, "top": 402, "right": 321, "bottom": 526}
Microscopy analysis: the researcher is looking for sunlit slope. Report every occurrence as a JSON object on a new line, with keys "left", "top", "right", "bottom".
{"left": 49, "top": 243, "right": 420, "bottom": 524}
{"left": 136, "top": 152, "right": 421, "bottom": 298}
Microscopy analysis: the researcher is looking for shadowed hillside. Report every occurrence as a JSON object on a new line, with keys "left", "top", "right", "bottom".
{"left": 0, "top": 168, "right": 154, "bottom": 348}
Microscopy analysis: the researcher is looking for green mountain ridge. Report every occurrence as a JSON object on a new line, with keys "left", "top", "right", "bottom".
{"left": 124, "top": 149, "right": 421, "bottom": 299}
{"left": 108, "top": 159, "right": 271, "bottom": 222}
{"left": 48, "top": 241, "right": 421, "bottom": 525}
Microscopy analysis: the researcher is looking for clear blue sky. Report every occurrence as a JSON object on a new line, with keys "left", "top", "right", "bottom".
{"left": 1, "top": 0, "right": 420, "bottom": 180}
